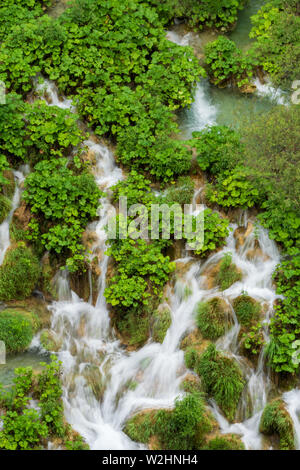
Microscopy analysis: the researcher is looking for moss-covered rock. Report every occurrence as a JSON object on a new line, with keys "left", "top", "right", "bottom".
{"left": 205, "top": 433, "right": 245, "bottom": 450}
{"left": 216, "top": 253, "right": 242, "bottom": 291}
{"left": 152, "top": 307, "right": 172, "bottom": 343}
{"left": 0, "top": 194, "right": 12, "bottom": 224}
{"left": 0, "top": 308, "right": 39, "bottom": 353}
{"left": 233, "top": 294, "right": 261, "bottom": 327}
{"left": 124, "top": 409, "right": 158, "bottom": 445}
{"left": 180, "top": 373, "right": 202, "bottom": 394}
{"left": 196, "top": 297, "right": 232, "bottom": 340}
{"left": 0, "top": 243, "right": 41, "bottom": 301}
{"left": 187, "top": 344, "right": 245, "bottom": 422}
{"left": 259, "top": 399, "right": 295, "bottom": 450}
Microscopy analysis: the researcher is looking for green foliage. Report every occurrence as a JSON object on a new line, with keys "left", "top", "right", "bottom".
{"left": 0, "top": 243, "right": 41, "bottom": 301}
{"left": 205, "top": 36, "right": 256, "bottom": 89}
{"left": 105, "top": 239, "right": 175, "bottom": 311}
{"left": 155, "top": 393, "right": 212, "bottom": 450}
{"left": 0, "top": 409, "right": 48, "bottom": 450}
{"left": 207, "top": 168, "right": 261, "bottom": 209}
{"left": 196, "top": 297, "right": 231, "bottom": 340}
{"left": 242, "top": 323, "right": 265, "bottom": 356}
{"left": 0, "top": 358, "right": 88, "bottom": 450}
{"left": 0, "top": 310, "right": 38, "bottom": 354}
{"left": 233, "top": 295, "right": 261, "bottom": 327}
{"left": 37, "top": 357, "right": 65, "bottom": 437}
{"left": 188, "top": 209, "right": 229, "bottom": 256}
{"left": 259, "top": 399, "right": 295, "bottom": 450}
{"left": 191, "top": 125, "right": 242, "bottom": 175}
{"left": 216, "top": 253, "right": 242, "bottom": 290}
{"left": 249, "top": 0, "right": 300, "bottom": 88}
{"left": 266, "top": 255, "right": 300, "bottom": 373}
{"left": 23, "top": 158, "right": 102, "bottom": 271}
{"left": 124, "top": 410, "right": 157, "bottom": 444}
{"left": 192, "top": 344, "right": 245, "bottom": 421}
{"left": 148, "top": 0, "right": 245, "bottom": 32}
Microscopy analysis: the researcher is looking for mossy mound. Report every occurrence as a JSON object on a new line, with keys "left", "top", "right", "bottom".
{"left": 205, "top": 433, "right": 245, "bottom": 450}
{"left": 0, "top": 308, "right": 39, "bottom": 353}
{"left": 196, "top": 297, "right": 232, "bottom": 340}
{"left": 186, "top": 344, "right": 245, "bottom": 422}
{"left": 233, "top": 294, "right": 261, "bottom": 327}
{"left": 216, "top": 253, "right": 242, "bottom": 291}
{"left": 152, "top": 307, "right": 172, "bottom": 343}
{"left": 124, "top": 393, "right": 215, "bottom": 450}
{"left": 180, "top": 373, "right": 202, "bottom": 394}
{"left": 0, "top": 243, "right": 41, "bottom": 301}
{"left": 259, "top": 399, "right": 295, "bottom": 450}
{"left": 0, "top": 194, "right": 12, "bottom": 223}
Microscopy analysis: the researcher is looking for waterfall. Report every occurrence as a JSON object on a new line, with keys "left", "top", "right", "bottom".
{"left": 29, "top": 79, "right": 294, "bottom": 451}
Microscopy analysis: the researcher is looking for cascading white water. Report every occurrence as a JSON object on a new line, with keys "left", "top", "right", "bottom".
{"left": 0, "top": 167, "right": 28, "bottom": 265}
{"left": 31, "top": 80, "right": 292, "bottom": 451}
{"left": 253, "top": 78, "right": 288, "bottom": 105}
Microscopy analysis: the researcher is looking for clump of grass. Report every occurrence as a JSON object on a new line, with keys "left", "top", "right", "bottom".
{"left": 216, "top": 253, "right": 242, "bottom": 290}
{"left": 259, "top": 399, "right": 295, "bottom": 450}
{"left": 205, "top": 434, "right": 245, "bottom": 450}
{"left": 0, "top": 194, "right": 12, "bottom": 224}
{"left": 196, "top": 297, "right": 231, "bottom": 340}
{"left": 152, "top": 308, "right": 172, "bottom": 343}
{"left": 233, "top": 294, "right": 261, "bottom": 327}
{"left": 186, "top": 344, "right": 245, "bottom": 422}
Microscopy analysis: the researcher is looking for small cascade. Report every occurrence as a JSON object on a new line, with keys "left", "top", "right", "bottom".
{"left": 253, "top": 78, "right": 288, "bottom": 105}
{"left": 0, "top": 167, "right": 28, "bottom": 265}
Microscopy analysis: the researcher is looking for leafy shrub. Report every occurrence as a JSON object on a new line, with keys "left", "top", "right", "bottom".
{"left": 23, "top": 158, "right": 102, "bottom": 271}
{"left": 216, "top": 253, "right": 242, "bottom": 290}
{"left": 194, "top": 344, "right": 245, "bottom": 421}
{"left": 266, "top": 255, "right": 300, "bottom": 373}
{"left": 205, "top": 36, "right": 255, "bottom": 89}
{"left": 0, "top": 409, "right": 48, "bottom": 450}
{"left": 0, "top": 243, "right": 41, "bottom": 301}
{"left": 207, "top": 168, "right": 261, "bottom": 209}
{"left": 155, "top": 393, "right": 212, "bottom": 450}
{"left": 187, "top": 209, "right": 229, "bottom": 256}
{"left": 160, "top": 176, "right": 195, "bottom": 206}
{"left": 242, "top": 323, "right": 265, "bottom": 356}
{"left": 259, "top": 399, "right": 295, "bottom": 450}
{"left": 37, "top": 357, "right": 65, "bottom": 437}
{"left": 196, "top": 297, "right": 231, "bottom": 340}
{"left": 191, "top": 125, "right": 243, "bottom": 175}
{"left": 249, "top": 0, "right": 300, "bottom": 88}
{"left": 0, "top": 310, "right": 38, "bottom": 354}
{"left": 233, "top": 295, "right": 262, "bottom": 327}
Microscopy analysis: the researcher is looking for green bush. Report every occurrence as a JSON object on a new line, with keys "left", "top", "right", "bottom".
{"left": 196, "top": 297, "right": 231, "bottom": 340}
{"left": 0, "top": 243, "right": 41, "bottom": 301}
{"left": 0, "top": 310, "right": 38, "bottom": 354}
{"left": 195, "top": 344, "right": 245, "bottom": 422}
{"left": 187, "top": 209, "right": 229, "bottom": 256}
{"left": 191, "top": 125, "right": 243, "bottom": 175}
{"left": 207, "top": 168, "right": 261, "bottom": 209}
{"left": 216, "top": 253, "right": 242, "bottom": 290}
{"left": 205, "top": 36, "right": 255, "bottom": 89}
{"left": 155, "top": 393, "right": 212, "bottom": 450}
{"left": 233, "top": 295, "right": 261, "bottom": 327}
{"left": 259, "top": 399, "right": 295, "bottom": 450}
{"left": 0, "top": 409, "right": 48, "bottom": 450}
